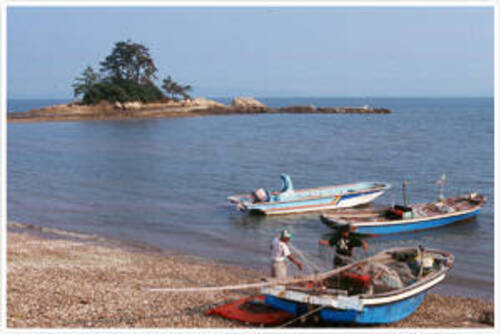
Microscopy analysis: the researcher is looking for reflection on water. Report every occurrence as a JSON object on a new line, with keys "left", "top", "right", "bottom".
{"left": 8, "top": 97, "right": 493, "bottom": 300}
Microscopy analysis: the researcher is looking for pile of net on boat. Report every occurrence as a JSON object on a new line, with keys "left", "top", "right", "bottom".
{"left": 321, "top": 248, "right": 449, "bottom": 295}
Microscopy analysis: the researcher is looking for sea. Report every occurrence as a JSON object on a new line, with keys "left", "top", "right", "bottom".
{"left": 7, "top": 97, "right": 494, "bottom": 301}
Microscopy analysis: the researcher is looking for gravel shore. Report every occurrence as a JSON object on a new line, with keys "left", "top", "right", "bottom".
{"left": 7, "top": 222, "right": 493, "bottom": 328}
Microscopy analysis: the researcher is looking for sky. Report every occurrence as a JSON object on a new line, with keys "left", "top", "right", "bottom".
{"left": 7, "top": 7, "right": 494, "bottom": 99}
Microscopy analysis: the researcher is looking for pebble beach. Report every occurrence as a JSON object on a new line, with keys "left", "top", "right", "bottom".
{"left": 7, "top": 221, "right": 493, "bottom": 328}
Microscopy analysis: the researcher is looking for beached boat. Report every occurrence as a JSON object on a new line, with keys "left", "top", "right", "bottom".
{"left": 320, "top": 193, "right": 486, "bottom": 235}
{"left": 227, "top": 174, "right": 391, "bottom": 215}
{"left": 262, "top": 246, "right": 454, "bottom": 324}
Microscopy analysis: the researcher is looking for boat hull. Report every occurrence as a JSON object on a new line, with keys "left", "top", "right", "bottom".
{"left": 264, "top": 292, "right": 426, "bottom": 324}
{"left": 249, "top": 189, "right": 385, "bottom": 215}
{"left": 320, "top": 292, "right": 425, "bottom": 324}
{"left": 229, "top": 180, "right": 391, "bottom": 215}
{"left": 322, "top": 209, "right": 480, "bottom": 235}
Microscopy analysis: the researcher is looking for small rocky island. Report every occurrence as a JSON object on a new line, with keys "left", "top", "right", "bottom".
{"left": 8, "top": 97, "right": 391, "bottom": 123}
{"left": 8, "top": 40, "right": 391, "bottom": 123}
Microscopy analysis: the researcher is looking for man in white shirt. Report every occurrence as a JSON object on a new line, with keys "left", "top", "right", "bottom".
{"left": 270, "top": 229, "right": 303, "bottom": 279}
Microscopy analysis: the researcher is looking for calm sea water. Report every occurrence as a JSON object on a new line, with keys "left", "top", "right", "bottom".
{"left": 8, "top": 97, "right": 493, "bottom": 300}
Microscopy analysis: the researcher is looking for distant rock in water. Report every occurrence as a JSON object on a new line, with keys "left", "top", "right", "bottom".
{"left": 278, "top": 105, "right": 317, "bottom": 113}
{"left": 278, "top": 105, "right": 391, "bottom": 114}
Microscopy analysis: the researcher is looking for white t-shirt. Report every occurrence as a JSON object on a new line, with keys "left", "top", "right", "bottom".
{"left": 271, "top": 237, "right": 291, "bottom": 261}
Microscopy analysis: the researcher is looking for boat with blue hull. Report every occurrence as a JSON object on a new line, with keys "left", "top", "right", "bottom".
{"left": 262, "top": 247, "right": 454, "bottom": 324}
{"left": 320, "top": 193, "right": 486, "bottom": 235}
{"left": 228, "top": 174, "right": 391, "bottom": 215}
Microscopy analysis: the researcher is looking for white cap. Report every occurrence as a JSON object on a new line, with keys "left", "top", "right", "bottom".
{"left": 281, "top": 229, "right": 292, "bottom": 240}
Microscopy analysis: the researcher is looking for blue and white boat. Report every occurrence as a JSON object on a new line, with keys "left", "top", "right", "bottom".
{"left": 262, "top": 246, "right": 454, "bottom": 324}
{"left": 228, "top": 174, "right": 391, "bottom": 215}
{"left": 320, "top": 193, "right": 486, "bottom": 235}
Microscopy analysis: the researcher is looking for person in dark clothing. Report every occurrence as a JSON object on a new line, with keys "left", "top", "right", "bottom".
{"left": 319, "top": 224, "right": 369, "bottom": 268}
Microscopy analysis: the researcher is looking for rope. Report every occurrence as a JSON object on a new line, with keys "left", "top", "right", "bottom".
{"left": 278, "top": 305, "right": 327, "bottom": 328}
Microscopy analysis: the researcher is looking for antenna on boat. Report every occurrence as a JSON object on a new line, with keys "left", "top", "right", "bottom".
{"left": 437, "top": 174, "right": 446, "bottom": 201}
{"left": 402, "top": 180, "right": 408, "bottom": 207}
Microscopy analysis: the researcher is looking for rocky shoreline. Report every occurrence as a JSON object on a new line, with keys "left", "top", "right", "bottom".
{"left": 8, "top": 97, "right": 391, "bottom": 123}
{"left": 7, "top": 221, "right": 493, "bottom": 328}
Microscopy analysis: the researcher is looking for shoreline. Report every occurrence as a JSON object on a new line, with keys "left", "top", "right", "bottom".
{"left": 7, "top": 221, "right": 493, "bottom": 328}
{"left": 7, "top": 98, "right": 391, "bottom": 123}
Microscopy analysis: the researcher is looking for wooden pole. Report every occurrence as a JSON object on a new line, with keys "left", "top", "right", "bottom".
{"left": 149, "top": 252, "right": 391, "bottom": 293}
{"left": 402, "top": 180, "right": 408, "bottom": 207}
{"left": 438, "top": 174, "right": 446, "bottom": 201}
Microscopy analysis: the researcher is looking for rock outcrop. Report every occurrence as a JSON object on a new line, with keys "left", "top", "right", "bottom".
{"left": 278, "top": 105, "right": 391, "bottom": 114}
{"left": 231, "top": 97, "right": 268, "bottom": 111}
{"left": 122, "top": 102, "right": 142, "bottom": 110}
{"left": 181, "top": 97, "right": 227, "bottom": 108}
{"left": 278, "top": 105, "right": 317, "bottom": 113}
{"left": 139, "top": 98, "right": 227, "bottom": 110}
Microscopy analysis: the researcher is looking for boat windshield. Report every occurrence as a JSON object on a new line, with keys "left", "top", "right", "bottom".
{"left": 280, "top": 174, "right": 294, "bottom": 193}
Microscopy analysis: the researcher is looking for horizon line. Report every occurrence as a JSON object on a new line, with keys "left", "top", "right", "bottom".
{"left": 7, "top": 95, "right": 495, "bottom": 100}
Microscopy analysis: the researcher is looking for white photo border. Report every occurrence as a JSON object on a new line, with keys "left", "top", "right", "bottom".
{"left": 1, "top": 1, "right": 498, "bottom": 334}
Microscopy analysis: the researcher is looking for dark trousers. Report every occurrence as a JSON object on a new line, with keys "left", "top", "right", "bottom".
{"left": 334, "top": 254, "right": 352, "bottom": 268}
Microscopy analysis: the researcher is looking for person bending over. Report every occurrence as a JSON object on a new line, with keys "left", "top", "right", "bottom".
{"left": 270, "top": 229, "right": 303, "bottom": 279}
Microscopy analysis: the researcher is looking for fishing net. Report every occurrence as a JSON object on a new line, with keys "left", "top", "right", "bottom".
{"left": 366, "top": 262, "right": 404, "bottom": 291}
{"left": 288, "top": 243, "right": 329, "bottom": 276}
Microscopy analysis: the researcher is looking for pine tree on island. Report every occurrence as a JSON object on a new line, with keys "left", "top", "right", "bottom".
{"left": 72, "top": 40, "right": 192, "bottom": 105}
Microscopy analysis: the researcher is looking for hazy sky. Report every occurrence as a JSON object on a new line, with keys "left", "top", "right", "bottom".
{"left": 8, "top": 7, "right": 494, "bottom": 99}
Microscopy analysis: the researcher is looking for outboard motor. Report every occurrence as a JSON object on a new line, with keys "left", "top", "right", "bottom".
{"left": 252, "top": 188, "right": 270, "bottom": 203}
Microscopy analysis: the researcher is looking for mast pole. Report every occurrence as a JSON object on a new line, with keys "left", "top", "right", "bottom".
{"left": 402, "top": 180, "right": 408, "bottom": 207}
